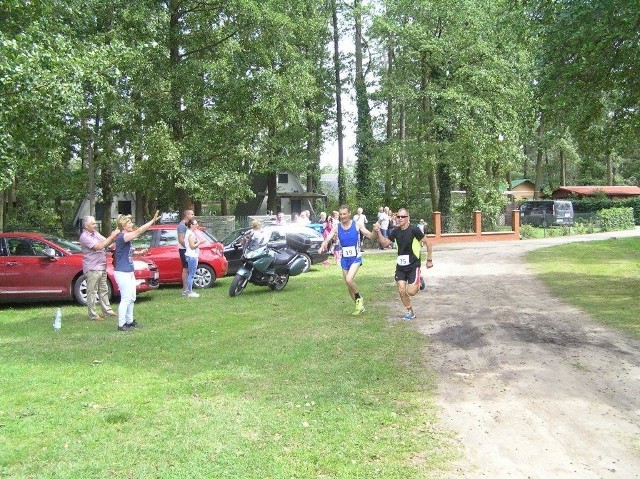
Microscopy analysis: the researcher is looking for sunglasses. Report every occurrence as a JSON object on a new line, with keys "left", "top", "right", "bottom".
{"left": 396, "top": 215, "right": 408, "bottom": 219}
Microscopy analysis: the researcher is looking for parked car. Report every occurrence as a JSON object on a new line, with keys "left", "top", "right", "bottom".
{"left": 520, "top": 200, "right": 574, "bottom": 227}
{"left": 133, "top": 224, "right": 227, "bottom": 288}
{"left": 223, "top": 224, "right": 330, "bottom": 276}
{"left": 0, "top": 232, "right": 158, "bottom": 305}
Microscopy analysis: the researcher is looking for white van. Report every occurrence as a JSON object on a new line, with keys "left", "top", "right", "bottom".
{"left": 520, "top": 200, "right": 574, "bottom": 227}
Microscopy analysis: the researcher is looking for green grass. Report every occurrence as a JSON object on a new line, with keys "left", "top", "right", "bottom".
{"left": 0, "top": 255, "right": 457, "bottom": 478}
{"left": 524, "top": 237, "right": 640, "bottom": 336}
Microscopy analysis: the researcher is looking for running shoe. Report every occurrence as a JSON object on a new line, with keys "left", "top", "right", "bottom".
{"left": 352, "top": 297, "right": 365, "bottom": 315}
{"left": 420, "top": 278, "right": 426, "bottom": 291}
{"left": 402, "top": 310, "right": 416, "bottom": 320}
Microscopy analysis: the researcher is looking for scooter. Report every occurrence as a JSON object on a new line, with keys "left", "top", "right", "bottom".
{"left": 228, "top": 233, "right": 309, "bottom": 297}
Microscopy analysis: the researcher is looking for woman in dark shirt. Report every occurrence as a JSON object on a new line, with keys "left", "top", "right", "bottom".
{"left": 113, "top": 211, "right": 159, "bottom": 331}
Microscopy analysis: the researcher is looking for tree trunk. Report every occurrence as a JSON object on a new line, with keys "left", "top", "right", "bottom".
{"left": 559, "top": 147, "right": 566, "bottom": 186}
{"left": 533, "top": 115, "right": 544, "bottom": 199}
{"left": 267, "top": 172, "right": 278, "bottom": 214}
{"left": 437, "top": 163, "right": 451, "bottom": 229}
{"left": 354, "top": 0, "right": 373, "bottom": 204}
{"left": 82, "top": 115, "right": 96, "bottom": 217}
{"left": 606, "top": 150, "right": 613, "bottom": 185}
{"left": 168, "top": 0, "right": 190, "bottom": 211}
{"left": 331, "top": 0, "right": 346, "bottom": 205}
{"left": 384, "top": 46, "right": 393, "bottom": 206}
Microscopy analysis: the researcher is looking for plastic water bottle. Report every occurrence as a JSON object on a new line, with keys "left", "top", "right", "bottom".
{"left": 53, "top": 308, "right": 62, "bottom": 332}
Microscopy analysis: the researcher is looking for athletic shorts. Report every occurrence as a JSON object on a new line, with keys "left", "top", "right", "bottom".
{"left": 395, "top": 265, "right": 421, "bottom": 285}
{"left": 341, "top": 256, "right": 362, "bottom": 271}
{"left": 179, "top": 248, "right": 188, "bottom": 268}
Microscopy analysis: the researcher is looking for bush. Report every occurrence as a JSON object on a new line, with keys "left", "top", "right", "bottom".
{"left": 599, "top": 207, "right": 635, "bottom": 232}
{"left": 574, "top": 197, "right": 640, "bottom": 225}
{"left": 519, "top": 224, "right": 536, "bottom": 239}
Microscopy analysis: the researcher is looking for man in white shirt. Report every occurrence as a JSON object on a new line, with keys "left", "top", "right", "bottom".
{"left": 353, "top": 207, "right": 368, "bottom": 249}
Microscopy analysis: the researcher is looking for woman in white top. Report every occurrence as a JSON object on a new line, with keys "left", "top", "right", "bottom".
{"left": 184, "top": 218, "right": 201, "bottom": 298}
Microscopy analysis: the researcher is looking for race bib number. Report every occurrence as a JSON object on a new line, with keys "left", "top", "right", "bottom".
{"left": 342, "top": 246, "right": 357, "bottom": 258}
{"left": 396, "top": 254, "right": 410, "bottom": 266}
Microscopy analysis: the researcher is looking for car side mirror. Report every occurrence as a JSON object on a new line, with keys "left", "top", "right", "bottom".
{"left": 43, "top": 247, "right": 57, "bottom": 259}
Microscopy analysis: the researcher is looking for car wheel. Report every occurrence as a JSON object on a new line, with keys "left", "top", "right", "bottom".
{"left": 193, "top": 264, "right": 216, "bottom": 288}
{"left": 299, "top": 253, "right": 312, "bottom": 273}
{"left": 73, "top": 274, "right": 113, "bottom": 306}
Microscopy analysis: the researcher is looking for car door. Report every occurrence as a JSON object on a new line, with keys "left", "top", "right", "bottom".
{"left": 143, "top": 228, "right": 182, "bottom": 283}
{"left": 0, "top": 237, "right": 75, "bottom": 300}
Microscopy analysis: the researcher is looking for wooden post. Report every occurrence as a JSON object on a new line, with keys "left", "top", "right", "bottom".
{"left": 432, "top": 211, "right": 442, "bottom": 240}
{"left": 474, "top": 210, "right": 482, "bottom": 237}
{"left": 511, "top": 209, "right": 520, "bottom": 234}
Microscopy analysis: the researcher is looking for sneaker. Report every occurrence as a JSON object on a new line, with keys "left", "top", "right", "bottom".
{"left": 91, "top": 315, "right": 104, "bottom": 321}
{"left": 127, "top": 320, "right": 141, "bottom": 328}
{"left": 402, "top": 311, "right": 416, "bottom": 320}
{"left": 187, "top": 292, "right": 200, "bottom": 298}
{"left": 352, "top": 298, "right": 365, "bottom": 316}
{"left": 105, "top": 311, "right": 117, "bottom": 317}
{"left": 420, "top": 278, "right": 426, "bottom": 291}
{"left": 117, "top": 325, "right": 133, "bottom": 332}
{"left": 182, "top": 290, "right": 188, "bottom": 296}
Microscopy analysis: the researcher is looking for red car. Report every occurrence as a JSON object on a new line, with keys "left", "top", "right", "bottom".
{"left": 0, "top": 232, "right": 159, "bottom": 305}
{"left": 133, "top": 224, "right": 227, "bottom": 288}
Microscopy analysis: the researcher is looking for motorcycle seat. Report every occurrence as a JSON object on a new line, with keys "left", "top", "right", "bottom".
{"left": 273, "top": 247, "right": 298, "bottom": 265}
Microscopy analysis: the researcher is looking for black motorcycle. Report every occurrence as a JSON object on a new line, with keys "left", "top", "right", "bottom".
{"left": 228, "top": 233, "right": 310, "bottom": 297}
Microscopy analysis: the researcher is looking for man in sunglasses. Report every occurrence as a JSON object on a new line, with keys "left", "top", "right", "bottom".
{"left": 374, "top": 208, "right": 433, "bottom": 320}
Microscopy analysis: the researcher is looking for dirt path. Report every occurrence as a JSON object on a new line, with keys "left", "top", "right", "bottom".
{"left": 405, "top": 229, "right": 640, "bottom": 478}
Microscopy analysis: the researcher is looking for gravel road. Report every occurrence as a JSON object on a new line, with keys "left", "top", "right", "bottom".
{"left": 401, "top": 228, "right": 640, "bottom": 478}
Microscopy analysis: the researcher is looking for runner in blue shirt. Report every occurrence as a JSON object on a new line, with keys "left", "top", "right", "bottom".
{"left": 319, "top": 205, "right": 378, "bottom": 315}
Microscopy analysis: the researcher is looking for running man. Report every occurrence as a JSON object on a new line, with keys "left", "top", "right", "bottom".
{"left": 374, "top": 208, "right": 433, "bottom": 320}
{"left": 319, "top": 205, "right": 378, "bottom": 315}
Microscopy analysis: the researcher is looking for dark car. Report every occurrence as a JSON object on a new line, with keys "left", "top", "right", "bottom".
{"left": 520, "top": 200, "right": 574, "bottom": 227}
{"left": 0, "top": 232, "right": 159, "bottom": 305}
{"left": 133, "top": 224, "right": 228, "bottom": 288}
{"left": 223, "top": 224, "right": 330, "bottom": 276}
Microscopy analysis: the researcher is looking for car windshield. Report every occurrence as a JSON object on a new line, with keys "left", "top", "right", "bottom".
{"left": 198, "top": 229, "right": 218, "bottom": 243}
{"left": 42, "top": 235, "right": 82, "bottom": 253}
{"left": 222, "top": 228, "right": 248, "bottom": 246}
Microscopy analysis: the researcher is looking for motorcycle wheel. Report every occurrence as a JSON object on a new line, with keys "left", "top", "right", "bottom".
{"left": 269, "top": 273, "right": 289, "bottom": 291}
{"left": 229, "top": 274, "right": 249, "bottom": 297}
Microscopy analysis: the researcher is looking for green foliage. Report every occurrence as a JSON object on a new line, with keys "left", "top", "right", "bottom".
{"left": 574, "top": 197, "right": 640, "bottom": 225}
{"left": 599, "top": 207, "right": 635, "bottom": 232}
{"left": 519, "top": 224, "right": 536, "bottom": 239}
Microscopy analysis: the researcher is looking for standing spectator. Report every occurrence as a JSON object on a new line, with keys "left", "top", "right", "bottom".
{"left": 114, "top": 211, "right": 160, "bottom": 331}
{"left": 291, "top": 212, "right": 300, "bottom": 223}
{"left": 376, "top": 207, "right": 390, "bottom": 249}
{"left": 387, "top": 210, "right": 397, "bottom": 248}
{"left": 79, "top": 216, "right": 119, "bottom": 321}
{"left": 274, "top": 211, "right": 286, "bottom": 225}
{"left": 353, "top": 207, "right": 368, "bottom": 249}
{"left": 184, "top": 218, "right": 201, "bottom": 298}
{"left": 329, "top": 210, "right": 341, "bottom": 264}
{"left": 417, "top": 219, "right": 426, "bottom": 234}
{"left": 299, "top": 210, "right": 311, "bottom": 225}
{"left": 319, "top": 205, "right": 378, "bottom": 315}
{"left": 177, "top": 209, "right": 195, "bottom": 296}
{"left": 374, "top": 208, "right": 433, "bottom": 320}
